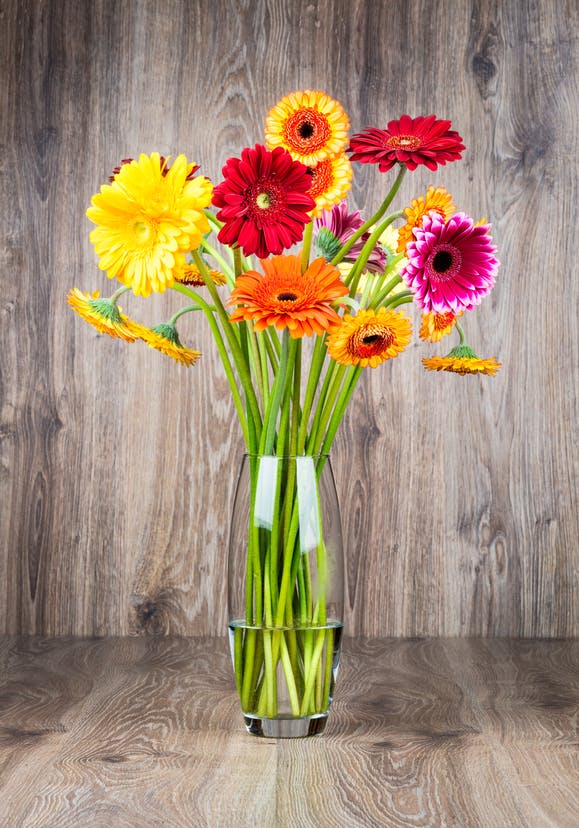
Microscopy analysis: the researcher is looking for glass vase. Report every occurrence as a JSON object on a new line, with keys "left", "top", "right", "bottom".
{"left": 228, "top": 454, "right": 344, "bottom": 738}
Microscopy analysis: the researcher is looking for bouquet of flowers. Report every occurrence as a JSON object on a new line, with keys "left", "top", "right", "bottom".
{"left": 69, "top": 90, "right": 500, "bottom": 734}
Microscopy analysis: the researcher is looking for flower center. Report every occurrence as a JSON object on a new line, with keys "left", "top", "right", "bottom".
{"left": 427, "top": 243, "right": 461, "bottom": 282}
{"left": 256, "top": 192, "right": 271, "bottom": 209}
{"left": 277, "top": 292, "right": 298, "bottom": 302}
{"left": 349, "top": 324, "right": 394, "bottom": 357}
{"left": 284, "top": 109, "right": 331, "bottom": 154}
{"left": 386, "top": 134, "right": 422, "bottom": 151}
{"left": 133, "top": 220, "right": 153, "bottom": 242}
{"left": 245, "top": 178, "right": 285, "bottom": 225}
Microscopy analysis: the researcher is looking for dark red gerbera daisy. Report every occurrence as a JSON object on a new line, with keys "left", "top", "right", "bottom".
{"left": 348, "top": 115, "right": 465, "bottom": 173}
{"left": 212, "top": 144, "right": 315, "bottom": 259}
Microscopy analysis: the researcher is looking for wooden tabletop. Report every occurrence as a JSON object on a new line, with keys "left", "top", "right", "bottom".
{"left": 0, "top": 637, "right": 577, "bottom": 827}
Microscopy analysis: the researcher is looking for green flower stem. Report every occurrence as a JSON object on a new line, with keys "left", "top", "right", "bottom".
{"left": 168, "top": 303, "right": 209, "bottom": 326}
{"left": 204, "top": 209, "right": 224, "bottom": 232}
{"left": 279, "top": 634, "right": 301, "bottom": 716}
{"left": 347, "top": 211, "right": 404, "bottom": 298}
{"left": 261, "top": 329, "right": 279, "bottom": 374}
{"left": 382, "top": 291, "right": 414, "bottom": 310}
{"left": 320, "top": 366, "right": 363, "bottom": 457}
{"left": 331, "top": 165, "right": 407, "bottom": 266}
{"left": 248, "top": 328, "right": 266, "bottom": 415}
{"left": 297, "top": 336, "right": 327, "bottom": 453}
{"left": 109, "top": 284, "right": 132, "bottom": 304}
{"left": 371, "top": 273, "right": 403, "bottom": 308}
{"left": 192, "top": 250, "right": 262, "bottom": 446}
{"left": 171, "top": 283, "right": 250, "bottom": 448}
{"left": 307, "top": 358, "right": 338, "bottom": 450}
{"left": 300, "top": 630, "right": 327, "bottom": 715}
{"left": 200, "top": 239, "right": 235, "bottom": 285}
{"left": 259, "top": 330, "right": 294, "bottom": 456}
{"left": 307, "top": 364, "right": 348, "bottom": 455}
{"left": 301, "top": 220, "right": 314, "bottom": 273}
{"left": 455, "top": 321, "right": 467, "bottom": 345}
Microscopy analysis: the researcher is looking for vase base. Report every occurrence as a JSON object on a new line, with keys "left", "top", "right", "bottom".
{"left": 243, "top": 713, "right": 329, "bottom": 738}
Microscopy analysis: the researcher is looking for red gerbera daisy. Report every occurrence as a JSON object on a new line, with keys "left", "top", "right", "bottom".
{"left": 212, "top": 144, "right": 315, "bottom": 259}
{"left": 348, "top": 115, "right": 465, "bottom": 173}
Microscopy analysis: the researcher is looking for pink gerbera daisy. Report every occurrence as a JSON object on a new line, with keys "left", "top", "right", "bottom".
{"left": 348, "top": 115, "right": 465, "bottom": 173}
{"left": 401, "top": 212, "right": 499, "bottom": 314}
{"left": 314, "top": 202, "right": 387, "bottom": 273}
{"left": 212, "top": 144, "right": 315, "bottom": 259}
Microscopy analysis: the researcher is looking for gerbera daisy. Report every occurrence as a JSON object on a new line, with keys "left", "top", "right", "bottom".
{"left": 419, "top": 310, "right": 462, "bottom": 342}
{"left": 212, "top": 144, "right": 315, "bottom": 260}
{"left": 397, "top": 186, "right": 455, "bottom": 252}
{"left": 314, "top": 202, "right": 387, "bottom": 274}
{"left": 67, "top": 288, "right": 136, "bottom": 342}
{"left": 172, "top": 260, "right": 227, "bottom": 287}
{"left": 423, "top": 345, "right": 500, "bottom": 376}
{"left": 87, "top": 152, "right": 213, "bottom": 297}
{"left": 265, "top": 90, "right": 350, "bottom": 166}
{"left": 228, "top": 254, "right": 348, "bottom": 338}
{"left": 402, "top": 212, "right": 499, "bottom": 314}
{"left": 306, "top": 153, "right": 353, "bottom": 217}
{"left": 348, "top": 115, "right": 465, "bottom": 173}
{"left": 327, "top": 307, "right": 412, "bottom": 368}
{"left": 128, "top": 320, "right": 200, "bottom": 366}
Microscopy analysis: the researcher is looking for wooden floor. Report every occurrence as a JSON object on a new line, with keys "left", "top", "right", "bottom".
{"left": 0, "top": 638, "right": 577, "bottom": 827}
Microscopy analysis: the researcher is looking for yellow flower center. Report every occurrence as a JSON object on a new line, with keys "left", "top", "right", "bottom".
{"left": 256, "top": 192, "right": 271, "bottom": 209}
{"left": 133, "top": 220, "right": 153, "bottom": 242}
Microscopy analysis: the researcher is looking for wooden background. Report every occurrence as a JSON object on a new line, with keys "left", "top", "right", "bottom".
{"left": 0, "top": 0, "right": 576, "bottom": 638}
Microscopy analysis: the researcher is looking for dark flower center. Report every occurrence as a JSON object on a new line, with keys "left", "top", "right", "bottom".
{"left": 432, "top": 250, "right": 453, "bottom": 272}
{"left": 362, "top": 334, "right": 381, "bottom": 344}
{"left": 277, "top": 292, "right": 298, "bottom": 302}
{"left": 349, "top": 325, "right": 394, "bottom": 357}
{"left": 298, "top": 121, "right": 315, "bottom": 139}
{"left": 427, "top": 243, "right": 461, "bottom": 283}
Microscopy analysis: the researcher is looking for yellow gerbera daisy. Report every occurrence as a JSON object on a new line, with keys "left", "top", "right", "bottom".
{"left": 423, "top": 345, "right": 500, "bottom": 376}
{"left": 86, "top": 153, "right": 213, "bottom": 297}
{"left": 419, "top": 311, "right": 462, "bottom": 342}
{"left": 172, "top": 261, "right": 227, "bottom": 287}
{"left": 128, "top": 320, "right": 201, "bottom": 366}
{"left": 397, "top": 186, "right": 455, "bottom": 253}
{"left": 265, "top": 90, "right": 350, "bottom": 166}
{"left": 327, "top": 307, "right": 412, "bottom": 368}
{"left": 307, "top": 154, "right": 353, "bottom": 217}
{"left": 67, "top": 288, "right": 136, "bottom": 342}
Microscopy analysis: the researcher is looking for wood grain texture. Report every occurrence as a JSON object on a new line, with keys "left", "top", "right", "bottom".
{"left": 0, "top": 0, "right": 577, "bottom": 636}
{"left": 0, "top": 636, "right": 578, "bottom": 827}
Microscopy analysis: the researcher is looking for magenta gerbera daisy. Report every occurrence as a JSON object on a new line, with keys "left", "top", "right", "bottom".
{"left": 212, "top": 144, "right": 315, "bottom": 259}
{"left": 314, "top": 202, "right": 387, "bottom": 273}
{"left": 401, "top": 212, "right": 499, "bottom": 314}
{"left": 348, "top": 115, "right": 465, "bottom": 173}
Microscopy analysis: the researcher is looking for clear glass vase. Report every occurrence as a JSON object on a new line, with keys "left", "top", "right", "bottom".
{"left": 228, "top": 454, "right": 344, "bottom": 738}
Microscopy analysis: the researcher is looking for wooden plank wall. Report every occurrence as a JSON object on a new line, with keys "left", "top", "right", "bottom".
{"left": 0, "top": 0, "right": 576, "bottom": 637}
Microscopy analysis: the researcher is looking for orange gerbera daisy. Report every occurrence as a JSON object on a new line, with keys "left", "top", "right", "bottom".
{"left": 228, "top": 255, "right": 348, "bottom": 338}
{"left": 423, "top": 345, "right": 500, "bottom": 376}
{"left": 128, "top": 320, "right": 200, "bottom": 366}
{"left": 397, "top": 186, "right": 455, "bottom": 253}
{"left": 327, "top": 307, "right": 412, "bottom": 368}
{"left": 67, "top": 288, "right": 137, "bottom": 342}
{"left": 172, "top": 260, "right": 227, "bottom": 287}
{"left": 419, "top": 310, "right": 462, "bottom": 342}
{"left": 265, "top": 90, "right": 350, "bottom": 166}
{"left": 307, "top": 153, "right": 353, "bottom": 217}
